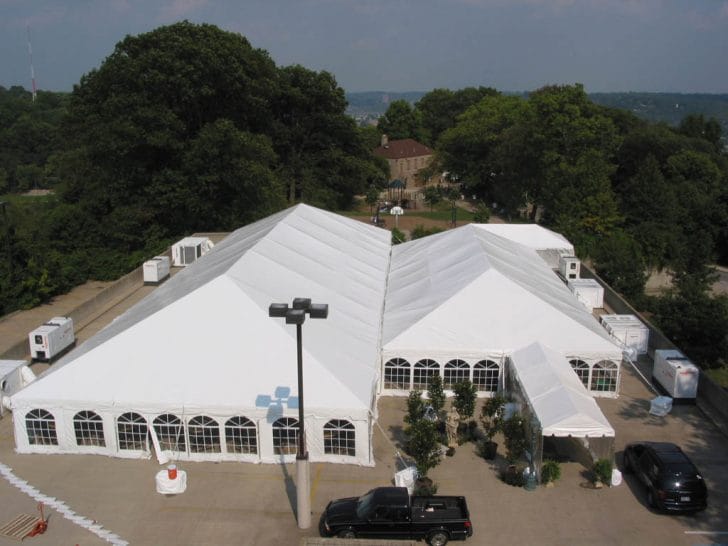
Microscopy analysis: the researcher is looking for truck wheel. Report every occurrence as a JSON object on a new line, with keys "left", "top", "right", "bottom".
{"left": 338, "top": 529, "right": 356, "bottom": 539}
{"left": 427, "top": 531, "right": 449, "bottom": 546}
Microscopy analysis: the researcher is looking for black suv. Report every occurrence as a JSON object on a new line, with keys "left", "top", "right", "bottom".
{"left": 623, "top": 442, "right": 707, "bottom": 513}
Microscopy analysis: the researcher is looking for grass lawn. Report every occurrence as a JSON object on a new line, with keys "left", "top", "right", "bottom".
{"left": 705, "top": 367, "right": 728, "bottom": 388}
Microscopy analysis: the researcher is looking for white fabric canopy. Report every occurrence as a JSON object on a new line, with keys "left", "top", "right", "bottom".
{"left": 382, "top": 225, "right": 622, "bottom": 363}
{"left": 510, "top": 342, "right": 615, "bottom": 437}
{"left": 11, "top": 204, "right": 391, "bottom": 465}
{"left": 474, "top": 224, "right": 574, "bottom": 269}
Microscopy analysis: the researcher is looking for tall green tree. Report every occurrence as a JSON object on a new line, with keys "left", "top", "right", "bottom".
{"left": 272, "top": 65, "right": 383, "bottom": 208}
{"left": 415, "top": 86, "right": 499, "bottom": 147}
{"left": 378, "top": 100, "right": 423, "bottom": 141}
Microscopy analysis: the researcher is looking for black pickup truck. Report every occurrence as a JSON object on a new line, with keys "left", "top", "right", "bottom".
{"left": 319, "top": 486, "right": 473, "bottom": 546}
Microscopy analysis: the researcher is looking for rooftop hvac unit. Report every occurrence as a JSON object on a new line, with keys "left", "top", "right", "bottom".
{"left": 172, "top": 237, "right": 214, "bottom": 267}
{"left": 143, "top": 255, "right": 171, "bottom": 284}
{"left": 653, "top": 350, "right": 698, "bottom": 400}
{"left": 600, "top": 314, "right": 649, "bottom": 355}
{"left": 559, "top": 255, "right": 580, "bottom": 280}
{"left": 28, "top": 316, "right": 75, "bottom": 361}
{"left": 568, "top": 278, "right": 604, "bottom": 312}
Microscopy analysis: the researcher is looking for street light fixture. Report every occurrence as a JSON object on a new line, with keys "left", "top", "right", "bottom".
{"left": 268, "top": 297, "right": 329, "bottom": 529}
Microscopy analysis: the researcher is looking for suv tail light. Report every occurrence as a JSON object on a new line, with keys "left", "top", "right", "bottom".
{"left": 465, "top": 521, "right": 471, "bottom": 529}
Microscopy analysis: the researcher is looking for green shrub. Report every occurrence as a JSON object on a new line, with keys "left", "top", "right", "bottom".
{"left": 427, "top": 375, "right": 445, "bottom": 414}
{"left": 593, "top": 458, "right": 613, "bottom": 485}
{"left": 541, "top": 459, "right": 561, "bottom": 484}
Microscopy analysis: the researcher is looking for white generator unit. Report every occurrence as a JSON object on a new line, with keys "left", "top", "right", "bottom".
{"left": 172, "top": 237, "right": 214, "bottom": 267}
{"left": 559, "top": 255, "right": 581, "bottom": 280}
{"left": 0, "top": 360, "right": 36, "bottom": 398}
{"left": 143, "top": 255, "right": 171, "bottom": 284}
{"left": 568, "top": 278, "right": 604, "bottom": 312}
{"left": 600, "top": 314, "right": 649, "bottom": 355}
{"left": 653, "top": 349, "right": 699, "bottom": 400}
{"left": 28, "top": 316, "right": 75, "bottom": 361}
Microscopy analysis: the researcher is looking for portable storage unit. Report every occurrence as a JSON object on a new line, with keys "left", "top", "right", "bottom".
{"left": 568, "top": 278, "right": 604, "bottom": 312}
{"left": 600, "top": 314, "right": 649, "bottom": 355}
{"left": 0, "top": 360, "right": 35, "bottom": 398}
{"left": 28, "top": 317, "right": 75, "bottom": 361}
{"left": 559, "top": 255, "right": 581, "bottom": 280}
{"left": 653, "top": 349, "right": 699, "bottom": 400}
{"left": 143, "top": 255, "right": 171, "bottom": 284}
{"left": 172, "top": 237, "right": 214, "bottom": 267}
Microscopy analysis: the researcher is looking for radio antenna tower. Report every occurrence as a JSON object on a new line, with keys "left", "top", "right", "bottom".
{"left": 27, "top": 24, "right": 37, "bottom": 102}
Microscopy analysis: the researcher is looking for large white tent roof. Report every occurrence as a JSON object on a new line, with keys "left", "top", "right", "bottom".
{"left": 382, "top": 225, "right": 622, "bottom": 361}
{"left": 510, "top": 342, "right": 615, "bottom": 437}
{"left": 12, "top": 204, "right": 391, "bottom": 417}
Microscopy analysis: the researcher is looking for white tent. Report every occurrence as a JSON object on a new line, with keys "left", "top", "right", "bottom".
{"left": 381, "top": 225, "right": 623, "bottom": 396}
{"left": 509, "top": 342, "right": 615, "bottom": 438}
{"left": 11, "top": 207, "right": 623, "bottom": 467}
{"left": 11, "top": 205, "right": 391, "bottom": 466}
{"left": 474, "top": 223, "right": 574, "bottom": 269}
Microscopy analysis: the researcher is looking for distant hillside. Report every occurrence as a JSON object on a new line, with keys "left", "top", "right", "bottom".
{"left": 589, "top": 92, "right": 728, "bottom": 134}
{"left": 347, "top": 91, "right": 728, "bottom": 135}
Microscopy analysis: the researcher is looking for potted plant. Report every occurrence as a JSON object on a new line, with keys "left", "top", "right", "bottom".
{"left": 541, "top": 459, "right": 561, "bottom": 487}
{"left": 592, "top": 458, "right": 613, "bottom": 488}
{"left": 479, "top": 394, "right": 505, "bottom": 460}
{"left": 502, "top": 413, "right": 527, "bottom": 464}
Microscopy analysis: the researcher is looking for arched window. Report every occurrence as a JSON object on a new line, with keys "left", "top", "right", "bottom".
{"left": 225, "top": 416, "right": 257, "bottom": 454}
{"left": 188, "top": 415, "right": 221, "bottom": 453}
{"left": 73, "top": 410, "right": 105, "bottom": 447}
{"left": 591, "top": 360, "right": 618, "bottom": 392}
{"left": 444, "top": 360, "right": 470, "bottom": 389}
{"left": 384, "top": 358, "right": 411, "bottom": 390}
{"left": 473, "top": 360, "right": 500, "bottom": 392}
{"left": 117, "top": 412, "right": 148, "bottom": 451}
{"left": 413, "top": 359, "right": 440, "bottom": 390}
{"left": 153, "top": 414, "right": 186, "bottom": 452}
{"left": 324, "top": 419, "right": 355, "bottom": 456}
{"left": 272, "top": 417, "right": 298, "bottom": 455}
{"left": 569, "top": 359, "right": 591, "bottom": 388}
{"left": 25, "top": 409, "right": 57, "bottom": 446}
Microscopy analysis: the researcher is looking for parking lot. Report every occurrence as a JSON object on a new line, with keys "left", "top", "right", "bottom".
{"left": 0, "top": 281, "right": 726, "bottom": 545}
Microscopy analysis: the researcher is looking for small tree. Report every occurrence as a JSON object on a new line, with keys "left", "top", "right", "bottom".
{"left": 427, "top": 375, "right": 445, "bottom": 414}
{"left": 406, "top": 418, "right": 441, "bottom": 477}
{"left": 423, "top": 186, "right": 441, "bottom": 211}
{"left": 452, "top": 380, "right": 477, "bottom": 420}
{"left": 405, "top": 390, "right": 425, "bottom": 424}
{"left": 502, "top": 413, "right": 527, "bottom": 463}
{"left": 391, "top": 227, "right": 406, "bottom": 245}
{"left": 473, "top": 202, "right": 491, "bottom": 224}
{"left": 365, "top": 186, "right": 380, "bottom": 215}
{"left": 480, "top": 394, "right": 506, "bottom": 441}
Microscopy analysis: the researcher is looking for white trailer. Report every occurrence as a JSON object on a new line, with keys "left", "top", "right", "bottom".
{"left": 172, "top": 237, "right": 214, "bottom": 267}
{"left": 143, "top": 255, "right": 171, "bottom": 284}
{"left": 568, "top": 278, "right": 604, "bottom": 312}
{"left": 28, "top": 316, "right": 75, "bottom": 361}
{"left": 600, "top": 314, "right": 649, "bottom": 355}
{"left": 653, "top": 349, "right": 699, "bottom": 400}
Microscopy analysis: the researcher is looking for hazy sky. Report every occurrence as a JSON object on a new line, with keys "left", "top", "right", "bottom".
{"left": 2, "top": 0, "right": 727, "bottom": 94}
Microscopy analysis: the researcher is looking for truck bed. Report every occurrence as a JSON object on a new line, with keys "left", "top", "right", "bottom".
{"left": 411, "top": 496, "right": 469, "bottom": 521}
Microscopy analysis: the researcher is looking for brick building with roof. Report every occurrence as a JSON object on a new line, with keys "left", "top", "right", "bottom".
{"left": 372, "top": 135, "right": 443, "bottom": 189}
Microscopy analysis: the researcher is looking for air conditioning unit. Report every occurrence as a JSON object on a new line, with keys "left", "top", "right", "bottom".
{"left": 172, "top": 237, "right": 214, "bottom": 267}
{"left": 28, "top": 316, "right": 75, "bottom": 361}
{"left": 568, "top": 278, "right": 604, "bottom": 312}
{"left": 559, "top": 255, "right": 580, "bottom": 280}
{"left": 143, "top": 255, "right": 171, "bottom": 284}
{"left": 600, "top": 314, "right": 649, "bottom": 355}
{"left": 653, "top": 350, "right": 698, "bottom": 400}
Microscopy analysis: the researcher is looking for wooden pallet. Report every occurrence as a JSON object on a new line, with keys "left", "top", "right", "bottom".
{"left": 0, "top": 514, "right": 39, "bottom": 541}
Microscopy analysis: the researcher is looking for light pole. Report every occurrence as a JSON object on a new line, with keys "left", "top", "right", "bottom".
{"left": 269, "top": 297, "right": 328, "bottom": 529}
